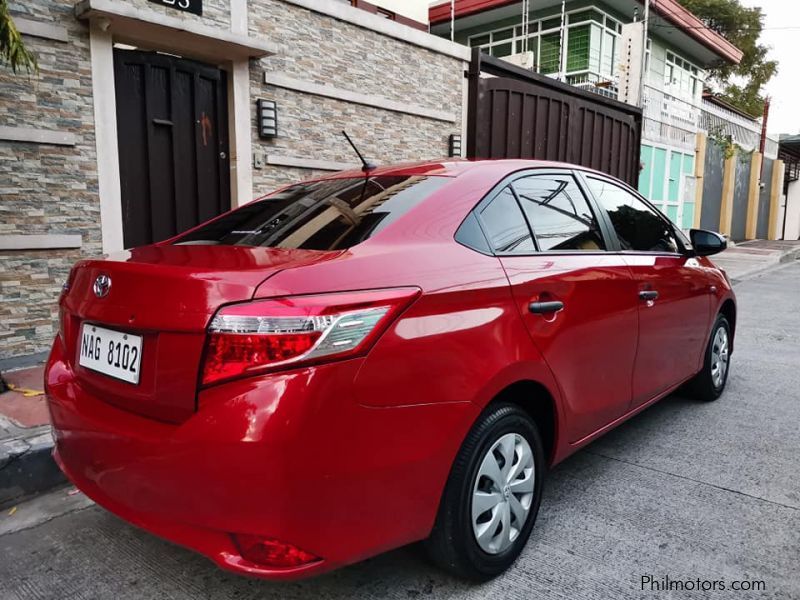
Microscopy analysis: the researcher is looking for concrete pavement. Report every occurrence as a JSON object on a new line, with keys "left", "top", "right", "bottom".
{"left": 0, "top": 368, "right": 61, "bottom": 508}
{"left": 1, "top": 263, "right": 798, "bottom": 599}
{"left": 712, "top": 239, "right": 800, "bottom": 282}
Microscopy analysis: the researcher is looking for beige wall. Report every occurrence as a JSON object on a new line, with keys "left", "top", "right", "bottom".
{"left": 785, "top": 182, "right": 800, "bottom": 240}
{"left": 372, "top": 0, "right": 430, "bottom": 24}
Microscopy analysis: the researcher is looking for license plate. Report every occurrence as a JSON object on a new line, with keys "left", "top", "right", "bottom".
{"left": 78, "top": 324, "right": 143, "bottom": 384}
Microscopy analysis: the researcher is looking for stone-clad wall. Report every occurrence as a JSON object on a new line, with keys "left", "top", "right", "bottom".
{"left": 0, "top": 0, "right": 467, "bottom": 360}
{"left": 0, "top": 1, "right": 99, "bottom": 359}
{"left": 249, "top": 0, "right": 466, "bottom": 191}
{"left": 127, "top": 0, "right": 231, "bottom": 30}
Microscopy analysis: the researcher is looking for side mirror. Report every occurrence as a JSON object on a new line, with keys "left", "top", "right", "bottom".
{"left": 689, "top": 229, "right": 727, "bottom": 257}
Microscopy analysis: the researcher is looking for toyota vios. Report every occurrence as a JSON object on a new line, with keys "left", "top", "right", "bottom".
{"left": 46, "top": 160, "right": 735, "bottom": 581}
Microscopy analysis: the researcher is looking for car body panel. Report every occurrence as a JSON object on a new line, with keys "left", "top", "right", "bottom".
{"left": 500, "top": 253, "right": 639, "bottom": 442}
{"left": 59, "top": 245, "right": 340, "bottom": 422}
{"left": 47, "top": 334, "right": 479, "bottom": 579}
{"left": 623, "top": 254, "right": 713, "bottom": 407}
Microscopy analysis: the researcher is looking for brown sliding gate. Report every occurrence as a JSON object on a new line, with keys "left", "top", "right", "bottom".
{"left": 467, "top": 49, "right": 643, "bottom": 188}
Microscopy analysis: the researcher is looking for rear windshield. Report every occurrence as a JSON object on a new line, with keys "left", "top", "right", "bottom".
{"left": 175, "top": 175, "right": 448, "bottom": 250}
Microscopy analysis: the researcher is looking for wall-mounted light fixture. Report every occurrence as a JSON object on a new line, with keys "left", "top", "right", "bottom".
{"left": 449, "top": 134, "right": 462, "bottom": 157}
{"left": 257, "top": 99, "right": 278, "bottom": 139}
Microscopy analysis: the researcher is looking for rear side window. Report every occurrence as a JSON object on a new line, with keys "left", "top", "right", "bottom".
{"left": 512, "top": 175, "right": 606, "bottom": 251}
{"left": 585, "top": 177, "right": 681, "bottom": 253}
{"left": 175, "top": 175, "right": 448, "bottom": 250}
{"left": 477, "top": 187, "right": 536, "bottom": 254}
{"left": 455, "top": 212, "right": 492, "bottom": 254}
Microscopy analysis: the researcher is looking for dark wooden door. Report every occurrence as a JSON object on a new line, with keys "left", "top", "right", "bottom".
{"left": 114, "top": 49, "right": 230, "bottom": 248}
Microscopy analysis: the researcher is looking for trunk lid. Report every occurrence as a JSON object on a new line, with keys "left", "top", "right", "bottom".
{"left": 60, "top": 244, "right": 341, "bottom": 422}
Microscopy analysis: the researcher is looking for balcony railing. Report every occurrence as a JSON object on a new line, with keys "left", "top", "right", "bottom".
{"left": 700, "top": 99, "right": 760, "bottom": 149}
{"left": 700, "top": 98, "right": 778, "bottom": 159}
{"left": 568, "top": 72, "right": 619, "bottom": 100}
{"left": 641, "top": 85, "right": 701, "bottom": 150}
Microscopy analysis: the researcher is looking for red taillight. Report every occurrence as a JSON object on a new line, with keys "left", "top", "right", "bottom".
{"left": 58, "top": 268, "right": 75, "bottom": 343}
{"left": 232, "top": 534, "right": 320, "bottom": 569}
{"left": 201, "top": 288, "right": 420, "bottom": 386}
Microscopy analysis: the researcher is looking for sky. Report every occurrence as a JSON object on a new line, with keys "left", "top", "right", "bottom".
{"left": 739, "top": 0, "right": 800, "bottom": 135}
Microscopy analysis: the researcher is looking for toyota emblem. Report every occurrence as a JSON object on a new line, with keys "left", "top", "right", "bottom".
{"left": 93, "top": 274, "right": 111, "bottom": 298}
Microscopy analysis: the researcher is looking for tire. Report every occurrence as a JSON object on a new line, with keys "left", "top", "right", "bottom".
{"left": 425, "top": 403, "right": 545, "bottom": 581}
{"left": 686, "top": 314, "right": 732, "bottom": 402}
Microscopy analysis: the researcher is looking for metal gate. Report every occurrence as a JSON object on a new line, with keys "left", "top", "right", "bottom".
{"left": 730, "top": 155, "right": 751, "bottom": 242}
{"left": 757, "top": 158, "right": 774, "bottom": 239}
{"left": 700, "top": 141, "right": 725, "bottom": 231}
{"left": 114, "top": 49, "right": 231, "bottom": 248}
{"left": 466, "top": 50, "right": 643, "bottom": 188}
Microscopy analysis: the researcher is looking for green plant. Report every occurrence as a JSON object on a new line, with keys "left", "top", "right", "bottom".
{"left": 0, "top": 0, "right": 38, "bottom": 74}
{"left": 677, "top": 0, "right": 777, "bottom": 117}
{"left": 707, "top": 126, "right": 737, "bottom": 160}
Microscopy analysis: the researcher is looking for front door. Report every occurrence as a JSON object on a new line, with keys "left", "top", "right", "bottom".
{"left": 114, "top": 49, "right": 231, "bottom": 248}
{"left": 622, "top": 255, "right": 711, "bottom": 406}
{"left": 475, "top": 171, "right": 640, "bottom": 443}
{"left": 582, "top": 174, "right": 711, "bottom": 407}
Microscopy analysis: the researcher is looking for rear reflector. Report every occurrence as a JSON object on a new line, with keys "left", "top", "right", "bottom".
{"left": 201, "top": 288, "right": 419, "bottom": 385}
{"left": 232, "top": 533, "right": 320, "bottom": 569}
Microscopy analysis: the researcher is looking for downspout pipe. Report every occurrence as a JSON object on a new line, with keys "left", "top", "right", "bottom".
{"left": 639, "top": 0, "right": 650, "bottom": 108}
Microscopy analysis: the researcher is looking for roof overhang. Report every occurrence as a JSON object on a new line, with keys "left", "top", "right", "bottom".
{"left": 703, "top": 92, "right": 757, "bottom": 121}
{"left": 430, "top": 0, "right": 742, "bottom": 67}
{"left": 74, "top": 0, "right": 277, "bottom": 61}
{"left": 779, "top": 135, "right": 800, "bottom": 163}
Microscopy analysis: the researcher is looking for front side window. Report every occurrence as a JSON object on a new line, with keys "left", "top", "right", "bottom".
{"left": 513, "top": 175, "right": 605, "bottom": 251}
{"left": 585, "top": 177, "right": 681, "bottom": 253}
{"left": 477, "top": 187, "right": 536, "bottom": 254}
{"left": 175, "top": 175, "right": 448, "bottom": 250}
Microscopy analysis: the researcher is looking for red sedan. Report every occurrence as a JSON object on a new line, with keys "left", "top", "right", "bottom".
{"left": 46, "top": 160, "right": 735, "bottom": 581}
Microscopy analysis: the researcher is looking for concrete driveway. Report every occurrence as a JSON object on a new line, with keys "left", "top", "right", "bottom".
{"left": 2, "top": 263, "right": 798, "bottom": 600}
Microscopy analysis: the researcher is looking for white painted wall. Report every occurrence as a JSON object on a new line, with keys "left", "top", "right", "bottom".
{"left": 783, "top": 182, "right": 800, "bottom": 240}
{"left": 372, "top": 0, "right": 430, "bottom": 24}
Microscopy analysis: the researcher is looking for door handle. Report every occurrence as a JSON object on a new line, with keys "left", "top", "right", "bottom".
{"left": 529, "top": 301, "right": 564, "bottom": 314}
{"left": 639, "top": 290, "right": 659, "bottom": 301}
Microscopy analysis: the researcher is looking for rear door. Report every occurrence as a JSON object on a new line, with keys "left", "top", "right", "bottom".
{"left": 581, "top": 174, "right": 711, "bottom": 408}
{"left": 477, "top": 170, "right": 640, "bottom": 443}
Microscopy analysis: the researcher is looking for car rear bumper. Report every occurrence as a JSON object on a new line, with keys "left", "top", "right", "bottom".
{"left": 52, "top": 447, "right": 327, "bottom": 579}
{"left": 45, "top": 337, "right": 476, "bottom": 579}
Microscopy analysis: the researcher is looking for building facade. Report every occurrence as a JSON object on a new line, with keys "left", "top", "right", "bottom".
{"left": 0, "top": 0, "right": 469, "bottom": 362}
{"left": 429, "top": 0, "right": 745, "bottom": 229}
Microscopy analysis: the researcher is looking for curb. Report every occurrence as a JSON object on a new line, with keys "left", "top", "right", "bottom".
{"left": 0, "top": 425, "right": 65, "bottom": 509}
{"left": 728, "top": 247, "right": 800, "bottom": 284}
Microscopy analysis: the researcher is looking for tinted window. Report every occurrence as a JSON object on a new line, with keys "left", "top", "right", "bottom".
{"left": 455, "top": 212, "right": 492, "bottom": 254}
{"left": 586, "top": 177, "right": 681, "bottom": 253}
{"left": 478, "top": 187, "right": 536, "bottom": 254}
{"left": 513, "top": 175, "right": 605, "bottom": 251}
{"left": 175, "top": 176, "right": 448, "bottom": 250}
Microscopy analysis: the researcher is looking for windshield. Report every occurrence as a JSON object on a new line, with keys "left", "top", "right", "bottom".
{"left": 175, "top": 175, "right": 448, "bottom": 250}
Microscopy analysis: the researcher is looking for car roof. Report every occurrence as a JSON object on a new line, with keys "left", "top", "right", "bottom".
{"left": 319, "top": 159, "right": 612, "bottom": 180}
